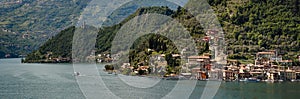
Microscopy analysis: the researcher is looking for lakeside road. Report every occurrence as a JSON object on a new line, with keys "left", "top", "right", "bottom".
{"left": 0, "top": 58, "right": 300, "bottom": 99}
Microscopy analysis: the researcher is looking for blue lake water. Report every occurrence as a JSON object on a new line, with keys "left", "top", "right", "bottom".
{"left": 0, "top": 58, "right": 299, "bottom": 99}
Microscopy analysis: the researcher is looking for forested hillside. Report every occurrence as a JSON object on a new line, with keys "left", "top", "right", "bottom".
{"left": 24, "top": 26, "right": 75, "bottom": 63}
{"left": 208, "top": 0, "right": 300, "bottom": 62}
{"left": 25, "top": 0, "right": 300, "bottom": 64}
{"left": 24, "top": 6, "right": 208, "bottom": 64}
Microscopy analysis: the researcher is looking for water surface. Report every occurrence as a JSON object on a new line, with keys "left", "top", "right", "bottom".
{"left": 0, "top": 58, "right": 299, "bottom": 99}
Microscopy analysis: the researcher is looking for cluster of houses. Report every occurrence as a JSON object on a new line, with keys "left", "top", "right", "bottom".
{"left": 115, "top": 50, "right": 300, "bottom": 82}
{"left": 35, "top": 52, "right": 71, "bottom": 63}
{"left": 118, "top": 54, "right": 173, "bottom": 76}
{"left": 104, "top": 29, "right": 300, "bottom": 82}
{"left": 116, "top": 53, "right": 221, "bottom": 80}
{"left": 181, "top": 50, "right": 300, "bottom": 82}
{"left": 94, "top": 53, "right": 113, "bottom": 63}
{"left": 223, "top": 51, "right": 300, "bottom": 82}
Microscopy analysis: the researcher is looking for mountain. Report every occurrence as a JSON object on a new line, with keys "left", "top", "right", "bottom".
{"left": 101, "top": 0, "right": 179, "bottom": 27}
{"left": 0, "top": 0, "right": 181, "bottom": 58}
{"left": 25, "top": 0, "right": 300, "bottom": 64}
{"left": 24, "top": 6, "right": 208, "bottom": 63}
{"left": 0, "top": 0, "right": 90, "bottom": 57}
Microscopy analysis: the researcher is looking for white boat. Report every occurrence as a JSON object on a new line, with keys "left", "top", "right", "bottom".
{"left": 74, "top": 72, "right": 80, "bottom": 76}
{"left": 264, "top": 79, "right": 274, "bottom": 83}
{"left": 248, "top": 78, "right": 260, "bottom": 82}
{"left": 291, "top": 79, "right": 296, "bottom": 82}
{"left": 239, "top": 78, "right": 247, "bottom": 82}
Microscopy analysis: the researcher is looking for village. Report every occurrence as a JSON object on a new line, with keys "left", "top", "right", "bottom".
{"left": 188, "top": 50, "right": 300, "bottom": 82}
{"left": 102, "top": 29, "right": 300, "bottom": 82}
{"left": 22, "top": 27, "right": 300, "bottom": 82}
{"left": 108, "top": 50, "right": 300, "bottom": 82}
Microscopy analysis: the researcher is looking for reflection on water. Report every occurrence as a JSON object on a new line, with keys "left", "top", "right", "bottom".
{"left": 0, "top": 58, "right": 299, "bottom": 99}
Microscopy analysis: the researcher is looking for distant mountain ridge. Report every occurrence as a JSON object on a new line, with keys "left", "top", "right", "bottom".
{"left": 101, "top": 0, "right": 179, "bottom": 26}
{"left": 0, "top": 0, "right": 180, "bottom": 58}
{"left": 0, "top": 0, "right": 91, "bottom": 58}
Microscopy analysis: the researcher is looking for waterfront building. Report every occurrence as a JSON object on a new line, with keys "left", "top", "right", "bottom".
{"left": 255, "top": 51, "right": 275, "bottom": 67}
{"left": 278, "top": 60, "right": 293, "bottom": 74}
{"left": 238, "top": 64, "right": 251, "bottom": 79}
{"left": 136, "top": 66, "right": 150, "bottom": 75}
{"left": 121, "top": 63, "right": 130, "bottom": 69}
{"left": 223, "top": 60, "right": 240, "bottom": 80}
{"left": 188, "top": 54, "right": 214, "bottom": 80}
{"left": 285, "top": 68, "right": 296, "bottom": 81}
{"left": 296, "top": 72, "right": 300, "bottom": 80}
{"left": 249, "top": 64, "right": 264, "bottom": 77}
{"left": 223, "top": 70, "right": 236, "bottom": 81}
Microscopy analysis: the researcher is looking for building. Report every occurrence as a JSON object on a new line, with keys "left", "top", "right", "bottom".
{"left": 136, "top": 66, "right": 150, "bottom": 75}
{"left": 206, "top": 29, "right": 218, "bottom": 36}
{"left": 188, "top": 55, "right": 211, "bottom": 76}
{"left": 278, "top": 60, "right": 293, "bottom": 71}
{"left": 188, "top": 56, "right": 210, "bottom": 65}
{"left": 285, "top": 69, "right": 296, "bottom": 81}
{"left": 223, "top": 60, "right": 240, "bottom": 81}
{"left": 255, "top": 51, "right": 275, "bottom": 66}
{"left": 209, "top": 69, "right": 223, "bottom": 80}
{"left": 121, "top": 63, "right": 130, "bottom": 69}
{"left": 192, "top": 68, "right": 207, "bottom": 80}
{"left": 223, "top": 70, "right": 237, "bottom": 81}
{"left": 226, "top": 60, "right": 239, "bottom": 67}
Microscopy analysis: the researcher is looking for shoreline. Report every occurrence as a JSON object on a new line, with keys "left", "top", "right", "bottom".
{"left": 103, "top": 70, "right": 300, "bottom": 83}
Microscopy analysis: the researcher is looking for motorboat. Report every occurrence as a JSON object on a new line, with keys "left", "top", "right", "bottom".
{"left": 74, "top": 72, "right": 80, "bottom": 76}
{"left": 291, "top": 79, "right": 296, "bottom": 82}
{"left": 248, "top": 77, "right": 260, "bottom": 82}
{"left": 239, "top": 78, "right": 248, "bottom": 82}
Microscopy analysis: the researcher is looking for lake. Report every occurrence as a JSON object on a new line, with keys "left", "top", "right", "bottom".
{"left": 0, "top": 58, "right": 299, "bottom": 99}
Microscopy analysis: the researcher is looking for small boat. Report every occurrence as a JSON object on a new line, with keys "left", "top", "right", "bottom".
{"left": 264, "top": 79, "right": 274, "bottom": 83}
{"left": 256, "top": 79, "right": 261, "bottom": 82}
{"left": 74, "top": 72, "right": 80, "bottom": 76}
{"left": 248, "top": 78, "right": 260, "bottom": 82}
{"left": 239, "top": 78, "right": 248, "bottom": 82}
{"left": 291, "top": 79, "right": 296, "bottom": 82}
